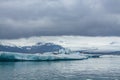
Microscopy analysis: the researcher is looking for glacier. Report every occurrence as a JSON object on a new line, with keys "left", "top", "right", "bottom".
{"left": 0, "top": 51, "right": 100, "bottom": 61}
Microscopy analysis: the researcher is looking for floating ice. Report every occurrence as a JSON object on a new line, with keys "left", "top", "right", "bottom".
{"left": 0, "top": 52, "right": 100, "bottom": 61}
{"left": 100, "top": 55, "right": 120, "bottom": 58}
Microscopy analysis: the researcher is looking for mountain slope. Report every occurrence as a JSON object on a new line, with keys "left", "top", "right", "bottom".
{"left": 0, "top": 42, "right": 64, "bottom": 53}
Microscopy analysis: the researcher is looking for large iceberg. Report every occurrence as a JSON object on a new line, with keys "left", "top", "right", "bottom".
{"left": 0, "top": 51, "right": 100, "bottom": 61}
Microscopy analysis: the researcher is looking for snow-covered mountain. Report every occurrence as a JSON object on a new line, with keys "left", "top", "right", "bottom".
{"left": 1, "top": 36, "right": 120, "bottom": 54}
{"left": 0, "top": 42, "right": 64, "bottom": 53}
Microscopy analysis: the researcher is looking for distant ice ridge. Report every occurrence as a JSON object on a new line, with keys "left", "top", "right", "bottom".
{"left": 100, "top": 55, "right": 120, "bottom": 58}
{"left": 0, "top": 51, "right": 100, "bottom": 61}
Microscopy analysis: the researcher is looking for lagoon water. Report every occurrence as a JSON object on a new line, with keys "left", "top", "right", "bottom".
{"left": 0, "top": 55, "right": 120, "bottom": 80}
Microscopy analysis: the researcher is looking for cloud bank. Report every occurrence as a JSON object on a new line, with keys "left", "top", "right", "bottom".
{"left": 0, "top": 0, "right": 120, "bottom": 39}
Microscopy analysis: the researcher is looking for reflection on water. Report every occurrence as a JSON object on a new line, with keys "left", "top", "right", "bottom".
{"left": 0, "top": 56, "right": 120, "bottom": 80}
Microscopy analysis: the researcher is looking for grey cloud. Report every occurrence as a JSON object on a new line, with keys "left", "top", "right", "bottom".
{"left": 0, "top": 0, "right": 120, "bottom": 39}
{"left": 102, "top": 0, "right": 120, "bottom": 13}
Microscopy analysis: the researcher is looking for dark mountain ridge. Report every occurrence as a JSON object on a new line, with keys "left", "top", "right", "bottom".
{"left": 0, "top": 42, "right": 64, "bottom": 53}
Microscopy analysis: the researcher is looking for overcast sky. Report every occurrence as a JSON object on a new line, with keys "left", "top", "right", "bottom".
{"left": 0, "top": 0, "right": 120, "bottom": 39}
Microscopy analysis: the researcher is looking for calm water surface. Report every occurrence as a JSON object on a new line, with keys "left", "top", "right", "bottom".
{"left": 0, "top": 56, "right": 120, "bottom": 80}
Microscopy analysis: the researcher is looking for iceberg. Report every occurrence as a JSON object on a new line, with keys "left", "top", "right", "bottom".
{"left": 0, "top": 52, "right": 100, "bottom": 61}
